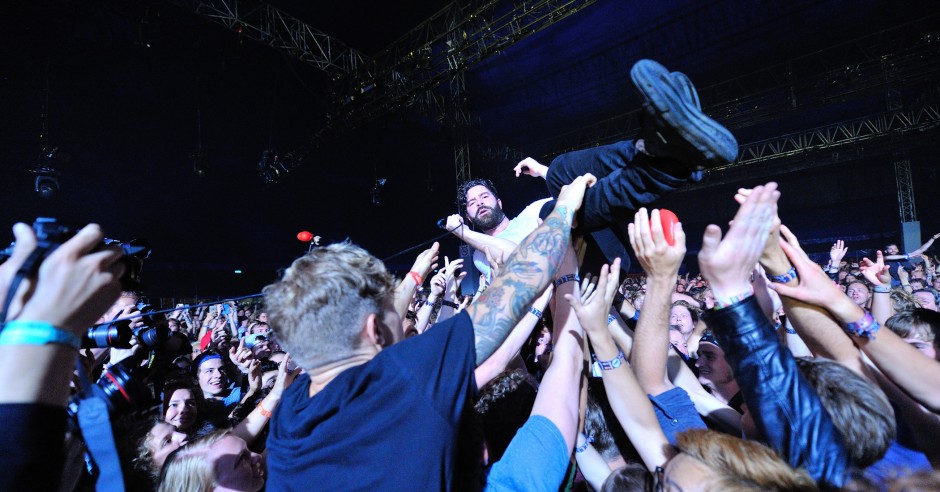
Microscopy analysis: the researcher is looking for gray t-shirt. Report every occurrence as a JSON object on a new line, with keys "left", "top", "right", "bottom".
{"left": 473, "top": 198, "right": 553, "bottom": 281}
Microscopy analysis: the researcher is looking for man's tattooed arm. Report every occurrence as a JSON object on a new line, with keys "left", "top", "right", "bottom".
{"left": 468, "top": 205, "right": 574, "bottom": 366}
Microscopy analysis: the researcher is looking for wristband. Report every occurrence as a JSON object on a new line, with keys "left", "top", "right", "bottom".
{"left": 594, "top": 350, "right": 625, "bottom": 370}
{"left": 713, "top": 289, "right": 754, "bottom": 310}
{"left": 786, "top": 327, "right": 797, "bottom": 335}
{"left": 0, "top": 320, "right": 81, "bottom": 350}
{"left": 441, "top": 300, "right": 459, "bottom": 309}
{"left": 843, "top": 311, "right": 880, "bottom": 339}
{"left": 630, "top": 309, "right": 640, "bottom": 322}
{"left": 257, "top": 400, "right": 273, "bottom": 418}
{"left": 530, "top": 307, "right": 543, "bottom": 319}
{"left": 576, "top": 434, "right": 594, "bottom": 454}
{"left": 607, "top": 314, "right": 617, "bottom": 325}
{"left": 768, "top": 266, "right": 798, "bottom": 284}
{"left": 408, "top": 271, "right": 423, "bottom": 286}
{"left": 872, "top": 285, "right": 890, "bottom": 294}
{"left": 554, "top": 274, "right": 580, "bottom": 287}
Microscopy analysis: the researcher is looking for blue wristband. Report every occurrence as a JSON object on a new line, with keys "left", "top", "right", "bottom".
{"left": 554, "top": 274, "right": 580, "bottom": 287}
{"left": 607, "top": 314, "right": 617, "bottom": 325}
{"left": 768, "top": 266, "right": 798, "bottom": 284}
{"left": 0, "top": 320, "right": 81, "bottom": 350}
{"left": 530, "top": 307, "right": 543, "bottom": 319}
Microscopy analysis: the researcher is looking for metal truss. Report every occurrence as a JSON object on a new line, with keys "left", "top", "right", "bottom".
{"left": 532, "top": 18, "right": 940, "bottom": 158}
{"left": 719, "top": 104, "right": 940, "bottom": 170}
{"left": 332, "top": 0, "right": 599, "bottom": 129}
{"left": 894, "top": 159, "right": 917, "bottom": 223}
{"left": 167, "top": 0, "right": 366, "bottom": 76}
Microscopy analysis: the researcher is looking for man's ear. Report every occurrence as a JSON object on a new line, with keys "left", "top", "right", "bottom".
{"left": 361, "top": 313, "right": 385, "bottom": 347}
{"left": 497, "top": 198, "right": 503, "bottom": 209}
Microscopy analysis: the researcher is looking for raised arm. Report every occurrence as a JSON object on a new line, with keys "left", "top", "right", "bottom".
{"left": 909, "top": 232, "right": 940, "bottom": 257}
{"left": 392, "top": 242, "right": 439, "bottom": 321}
{"left": 627, "top": 208, "right": 686, "bottom": 396}
{"left": 444, "top": 214, "right": 519, "bottom": 260}
{"left": 568, "top": 259, "right": 674, "bottom": 471}
{"left": 467, "top": 174, "right": 595, "bottom": 365}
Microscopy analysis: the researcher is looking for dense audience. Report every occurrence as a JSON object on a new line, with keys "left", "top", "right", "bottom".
{"left": 3, "top": 58, "right": 940, "bottom": 491}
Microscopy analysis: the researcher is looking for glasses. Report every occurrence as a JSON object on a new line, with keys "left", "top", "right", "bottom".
{"left": 651, "top": 466, "right": 664, "bottom": 492}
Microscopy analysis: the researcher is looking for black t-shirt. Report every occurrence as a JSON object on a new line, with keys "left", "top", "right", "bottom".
{"left": 266, "top": 311, "right": 479, "bottom": 491}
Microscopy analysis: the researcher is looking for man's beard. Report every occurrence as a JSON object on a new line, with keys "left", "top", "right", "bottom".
{"left": 469, "top": 206, "right": 507, "bottom": 231}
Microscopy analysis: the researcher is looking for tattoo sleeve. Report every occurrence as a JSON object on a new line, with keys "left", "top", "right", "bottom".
{"left": 467, "top": 206, "right": 573, "bottom": 366}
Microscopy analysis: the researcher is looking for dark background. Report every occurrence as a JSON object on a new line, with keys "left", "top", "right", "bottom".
{"left": 1, "top": 0, "right": 938, "bottom": 300}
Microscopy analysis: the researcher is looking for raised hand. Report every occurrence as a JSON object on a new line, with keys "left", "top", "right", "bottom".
{"left": 830, "top": 240, "right": 848, "bottom": 266}
{"left": 5, "top": 224, "right": 125, "bottom": 332}
{"left": 859, "top": 251, "right": 891, "bottom": 287}
{"left": 555, "top": 173, "right": 597, "bottom": 215}
{"left": 566, "top": 259, "right": 622, "bottom": 333}
{"left": 228, "top": 337, "right": 253, "bottom": 373}
{"left": 514, "top": 157, "right": 548, "bottom": 179}
{"left": 270, "top": 354, "right": 302, "bottom": 398}
{"left": 627, "top": 208, "right": 686, "bottom": 281}
{"left": 246, "top": 359, "right": 261, "bottom": 393}
{"left": 768, "top": 225, "right": 846, "bottom": 307}
{"left": 699, "top": 183, "right": 779, "bottom": 300}
{"left": 579, "top": 273, "right": 597, "bottom": 305}
{"left": 484, "top": 246, "right": 505, "bottom": 279}
{"left": 897, "top": 264, "right": 910, "bottom": 284}
{"left": 409, "top": 241, "right": 440, "bottom": 282}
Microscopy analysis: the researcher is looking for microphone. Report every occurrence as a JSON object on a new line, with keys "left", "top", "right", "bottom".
{"left": 436, "top": 218, "right": 447, "bottom": 229}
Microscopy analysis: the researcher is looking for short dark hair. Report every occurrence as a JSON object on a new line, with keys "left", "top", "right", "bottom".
{"left": 456, "top": 178, "right": 499, "bottom": 215}
{"left": 474, "top": 369, "right": 537, "bottom": 463}
{"left": 886, "top": 308, "right": 939, "bottom": 346}
{"left": 795, "top": 358, "right": 895, "bottom": 467}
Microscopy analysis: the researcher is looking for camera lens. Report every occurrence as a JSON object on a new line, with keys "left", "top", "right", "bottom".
{"left": 82, "top": 322, "right": 134, "bottom": 348}
{"left": 133, "top": 325, "right": 170, "bottom": 348}
{"left": 96, "top": 360, "right": 152, "bottom": 414}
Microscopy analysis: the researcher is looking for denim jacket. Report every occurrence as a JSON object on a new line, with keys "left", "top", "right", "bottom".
{"left": 704, "top": 296, "right": 852, "bottom": 489}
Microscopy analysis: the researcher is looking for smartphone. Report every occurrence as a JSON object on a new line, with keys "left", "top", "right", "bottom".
{"left": 222, "top": 304, "right": 232, "bottom": 316}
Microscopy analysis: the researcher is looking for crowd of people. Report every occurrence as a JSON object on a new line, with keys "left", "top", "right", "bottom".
{"left": 2, "top": 59, "right": 940, "bottom": 491}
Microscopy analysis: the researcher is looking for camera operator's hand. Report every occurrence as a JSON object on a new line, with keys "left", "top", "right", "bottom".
{"left": 14, "top": 224, "right": 124, "bottom": 332}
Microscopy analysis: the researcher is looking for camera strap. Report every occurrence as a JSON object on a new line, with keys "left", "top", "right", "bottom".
{"left": 0, "top": 247, "right": 49, "bottom": 325}
{"left": 75, "top": 359, "right": 126, "bottom": 492}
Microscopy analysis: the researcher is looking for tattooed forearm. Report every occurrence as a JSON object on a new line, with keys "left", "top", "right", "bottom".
{"left": 469, "top": 206, "right": 573, "bottom": 365}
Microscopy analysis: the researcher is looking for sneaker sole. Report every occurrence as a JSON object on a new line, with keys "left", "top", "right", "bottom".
{"left": 631, "top": 60, "right": 737, "bottom": 165}
{"left": 671, "top": 71, "right": 700, "bottom": 110}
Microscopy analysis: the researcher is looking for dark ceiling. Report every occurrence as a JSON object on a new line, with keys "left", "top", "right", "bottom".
{"left": 2, "top": 0, "right": 938, "bottom": 299}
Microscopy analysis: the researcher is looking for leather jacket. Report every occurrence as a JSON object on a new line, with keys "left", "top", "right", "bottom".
{"left": 704, "top": 296, "right": 851, "bottom": 489}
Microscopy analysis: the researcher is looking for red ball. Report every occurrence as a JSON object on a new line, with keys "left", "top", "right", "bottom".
{"left": 297, "top": 231, "right": 313, "bottom": 242}
{"left": 657, "top": 209, "right": 679, "bottom": 246}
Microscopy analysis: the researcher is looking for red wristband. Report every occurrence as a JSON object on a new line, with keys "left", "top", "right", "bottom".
{"left": 408, "top": 271, "right": 423, "bottom": 286}
{"left": 257, "top": 400, "right": 272, "bottom": 418}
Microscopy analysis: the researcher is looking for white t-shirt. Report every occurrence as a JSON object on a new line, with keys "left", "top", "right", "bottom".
{"left": 473, "top": 198, "right": 553, "bottom": 281}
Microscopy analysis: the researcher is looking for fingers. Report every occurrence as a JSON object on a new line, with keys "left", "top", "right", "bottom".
{"left": 699, "top": 224, "right": 724, "bottom": 258}
{"left": 605, "top": 258, "right": 622, "bottom": 300}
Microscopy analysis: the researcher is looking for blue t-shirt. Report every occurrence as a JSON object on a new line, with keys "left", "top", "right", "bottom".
{"left": 648, "top": 386, "right": 706, "bottom": 445}
{"left": 266, "top": 311, "right": 478, "bottom": 491}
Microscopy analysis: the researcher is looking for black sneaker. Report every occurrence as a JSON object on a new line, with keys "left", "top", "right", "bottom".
{"left": 631, "top": 59, "right": 737, "bottom": 167}
{"left": 671, "top": 71, "right": 700, "bottom": 110}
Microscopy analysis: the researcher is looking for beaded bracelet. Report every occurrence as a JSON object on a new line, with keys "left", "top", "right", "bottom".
{"left": 0, "top": 320, "right": 81, "bottom": 350}
{"left": 576, "top": 434, "right": 594, "bottom": 453}
{"left": 843, "top": 311, "right": 880, "bottom": 339}
{"left": 768, "top": 266, "right": 798, "bottom": 284}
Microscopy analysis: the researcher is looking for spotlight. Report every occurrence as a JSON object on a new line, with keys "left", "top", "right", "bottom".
{"left": 191, "top": 151, "right": 209, "bottom": 177}
{"left": 29, "top": 146, "right": 67, "bottom": 199}
{"left": 34, "top": 173, "right": 60, "bottom": 199}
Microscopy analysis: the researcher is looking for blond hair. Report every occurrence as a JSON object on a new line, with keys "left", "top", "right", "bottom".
{"left": 676, "top": 429, "right": 818, "bottom": 491}
{"left": 157, "top": 431, "right": 229, "bottom": 492}
{"left": 262, "top": 242, "right": 394, "bottom": 370}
